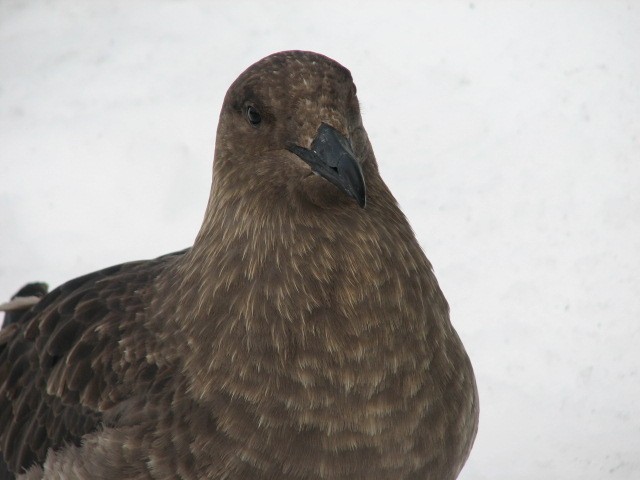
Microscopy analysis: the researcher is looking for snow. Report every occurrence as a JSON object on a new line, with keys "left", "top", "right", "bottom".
{"left": 1, "top": 1, "right": 639, "bottom": 478}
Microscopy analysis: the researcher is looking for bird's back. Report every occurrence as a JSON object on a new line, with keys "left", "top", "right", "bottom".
{"left": 0, "top": 250, "right": 187, "bottom": 478}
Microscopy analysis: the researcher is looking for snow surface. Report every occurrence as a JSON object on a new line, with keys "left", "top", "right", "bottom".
{"left": 1, "top": 1, "right": 639, "bottom": 478}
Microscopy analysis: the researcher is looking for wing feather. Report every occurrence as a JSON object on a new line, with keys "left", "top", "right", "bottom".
{"left": 0, "top": 249, "right": 187, "bottom": 476}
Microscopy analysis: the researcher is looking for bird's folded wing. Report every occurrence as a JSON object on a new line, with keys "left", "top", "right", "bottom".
{"left": 0, "top": 249, "right": 187, "bottom": 475}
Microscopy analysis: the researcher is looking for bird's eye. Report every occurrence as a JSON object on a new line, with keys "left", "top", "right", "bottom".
{"left": 246, "top": 105, "right": 262, "bottom": 126}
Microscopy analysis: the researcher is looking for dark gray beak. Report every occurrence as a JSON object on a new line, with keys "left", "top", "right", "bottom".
{"left": 287, "top": 123, "right": 366, "bottom": 208}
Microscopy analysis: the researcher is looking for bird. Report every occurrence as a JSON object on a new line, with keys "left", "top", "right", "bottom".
{"left": 0, "top": 50, "right": 478, "bottom": 479}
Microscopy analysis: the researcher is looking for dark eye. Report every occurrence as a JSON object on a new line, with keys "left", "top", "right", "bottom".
{"left": 246, "top": 105, "right": 262, "bottom": 126}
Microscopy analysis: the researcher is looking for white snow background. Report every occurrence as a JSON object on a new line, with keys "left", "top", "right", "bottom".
{"left": 1, "top": 1, "right": 639, "bottom": 478}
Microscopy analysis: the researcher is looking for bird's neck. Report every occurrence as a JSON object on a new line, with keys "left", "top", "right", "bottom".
{"left": 162, "top": 180, "right": 443, "bottom": 404}
{"left": 147, "top": 181, "right": 465, "bottom": 476}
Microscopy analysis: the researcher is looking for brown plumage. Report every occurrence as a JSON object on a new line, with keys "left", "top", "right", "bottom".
{"left": 0, "top": 51, "right": 478, "bottom": 479}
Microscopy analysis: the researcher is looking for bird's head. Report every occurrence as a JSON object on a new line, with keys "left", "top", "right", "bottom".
{"left": 212, "top": 50, "right": 375, "bottom": 212}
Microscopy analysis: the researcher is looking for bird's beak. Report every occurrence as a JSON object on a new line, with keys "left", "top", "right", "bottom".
{"left": 287, "top": 123, "right": 366, "bottom": 208}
